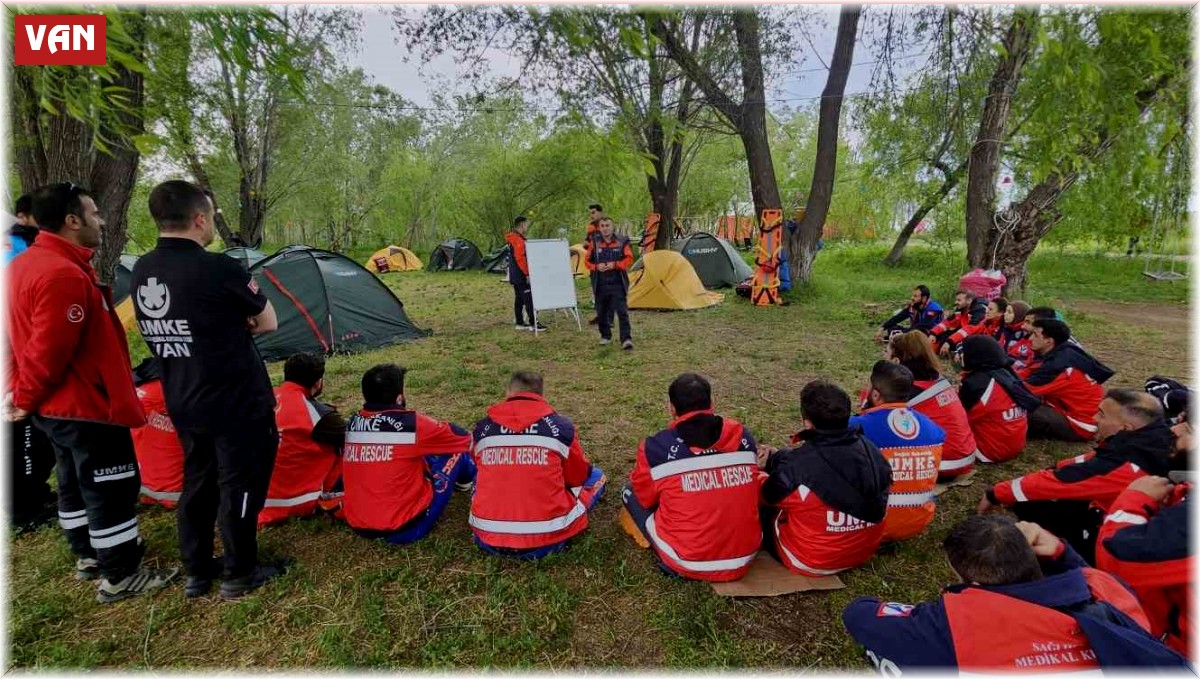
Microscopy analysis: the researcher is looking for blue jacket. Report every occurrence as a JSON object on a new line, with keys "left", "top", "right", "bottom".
{"left": 882, "top": 299, "right": 944, "bottom": 333}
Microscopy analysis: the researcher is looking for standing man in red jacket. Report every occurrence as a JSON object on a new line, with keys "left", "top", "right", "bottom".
{"left": 505, "top": 216, "right": 545, "bottom": 332}
{"left": 584, "top": 217, "right": 634, "bottom": 350}
{"left": 5, "top": 183, "right": 177, "bottom": 602}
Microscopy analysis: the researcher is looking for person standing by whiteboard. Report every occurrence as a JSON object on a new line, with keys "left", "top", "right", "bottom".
{"left": 506, "top": 216, "right": 545, "bottom": 332}
{"left": 584, "top": 217, "right": 634, "bottom": 350}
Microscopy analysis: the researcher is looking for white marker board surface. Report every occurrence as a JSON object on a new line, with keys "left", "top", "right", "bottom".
{"left": 526, "top": 238, "right": 578, "bottom": 312}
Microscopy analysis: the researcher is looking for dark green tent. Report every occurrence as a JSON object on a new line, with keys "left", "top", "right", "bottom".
{"left": 481, "top": 245, "right": 510, "bottom": 274}
{"left": 224, "top": 246, "right": 267, "bottom": 270}
{"left": 427, "top": 238, "right": 484, "bottom": 271}
{"left": 671, "top": 232, "right": 754, "bottom": 288}
{"left": 250, "top": 246, "right": 427, "bottom": 361}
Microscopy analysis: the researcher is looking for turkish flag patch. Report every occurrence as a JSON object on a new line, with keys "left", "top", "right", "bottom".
{"left": 248, "top": 278, "right": 259, "bottom": 294}
{"left": 877, "top": 602, "right": 914, "bottom": 617}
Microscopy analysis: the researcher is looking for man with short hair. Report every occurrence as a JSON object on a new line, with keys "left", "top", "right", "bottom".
{"left": 851, "top": 361, "right": 945, "bottom": 542}
{"left": 585, "top": 204, "right": 605, "bottom": 325}
{"left": 623, "top": 373, "right": 762, "bottom": 581}
{"left": 843, "top": 515, "right": 1183, "bottom": 671}
{"left": 584, "top": 217, "right": 634, "bottom": 350}
{"left": 760, "top": 380, "right": 892, "bottom": 577}
{"left": 929, "top": 290, "right": 987, "bottom": 356}
{"left": 260, "top": 352, "right": 345, "bottom": 528}
{"left": 876, "top": 284, "right": 944, "bottom": 342}
{"left": 133, "top": 179, "right": 282, "bottom": 600}
{"left": 980, "top": 389, "right": 1174, "bottom": 563}
{"left": 1024, "top": 318, "right": 1113, "bottom": 442}
{"left": 5, "top": 182, "right": 177, "bottom": 602}
{"left": 470, "top": 371, "right": 606, "bottom": 559}
{"left": 505, "top": 216, "right": 546, "bottom": 332}
{"left": 342, "top": 364, "right": 475, "bottom": 544}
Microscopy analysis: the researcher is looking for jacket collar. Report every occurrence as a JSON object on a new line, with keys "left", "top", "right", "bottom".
{"left": 34, "top": 230, "right": 97, "bottom": 283}
{"left": 670, "top": 408, "right": 715, "bottom": 428}
{"left": 947, "top": 568, "right": 1094, "bottom": 609}
{"left": 798, "top": 426, "right": 864, "bottom": 447}
{"left": 506, "top": 392, "right": 546, "bottom": 405}
{"left": 859, "top": 402, "right": 906, "bottom": 415}
{"left": 362, "top": 400, "right": 407, "bottom": 412}
{"left": 154, "top": 236, "right": 205, "bottom": 250}
{"left": 280, "top": 381, "right": 313, "bottom": 398}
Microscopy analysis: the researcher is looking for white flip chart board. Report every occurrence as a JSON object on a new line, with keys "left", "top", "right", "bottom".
{"left": 526, "top": 239, "right": 578, "bottom": 312}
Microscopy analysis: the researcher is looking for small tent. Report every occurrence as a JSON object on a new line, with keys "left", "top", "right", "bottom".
{"left": 481, "top": 245, "right": 510, "bottom": 274}
{"left": 670, "top": 232, "right": 754, "bottom": 288}
{"left": 224, "top": 247, "right": 267, "bottom": 270}
{"left": 365, "top": 246, "right": 423, "bottom": 273}
{"left": 628, "top": 250, "right": 723, "bottom": 311}
{"left": 568, "top": 244, "right": 589, "bottom": 278}
{"left": 114, "top": 254, "right": 139, "bottom": 331}
{"left": 427, "top": 238, "right": 484, "bottom": 271}
{"left": 251, "top": 246, "right": 427, "bottom": 361}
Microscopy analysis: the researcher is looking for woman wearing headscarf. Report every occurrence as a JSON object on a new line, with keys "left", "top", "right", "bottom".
{"left": 1001, "top": 300, "right": 1033, "bottom": 368}
{"left": 959, "top": 335, "right": 1043, "bottom": 464}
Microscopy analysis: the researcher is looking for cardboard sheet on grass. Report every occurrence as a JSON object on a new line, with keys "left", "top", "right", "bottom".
{"left": 934, "top": 468, "right": 977, "bottom": 496}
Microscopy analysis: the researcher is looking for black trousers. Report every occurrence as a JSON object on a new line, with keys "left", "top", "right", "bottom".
{"left": 177, "top": 416, "right": 278, "bottom": 579}
{"left": 1012, "top": 499, "right": 1104, "bottom": 565}
{"left": 596, "top": 287, "right": 631, "bottom": 342}
{"left": 9, "top": 419, "right": 56, "bottom": 525}
{"left": 1028, "top": 405, "right": 1089, "bottom": 443}
{"left": 511, "top": 280, "right": 533, "bottom": 326}
{"left": 32, "top": 416, "right": 143, "bottom": 582}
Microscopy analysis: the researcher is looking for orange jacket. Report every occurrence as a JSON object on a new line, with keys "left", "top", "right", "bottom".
{"left": 504, "top": 231, "right": 529, "bottom": 276}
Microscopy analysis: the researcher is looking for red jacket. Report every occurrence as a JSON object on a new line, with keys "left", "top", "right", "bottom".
{"left": 504, "top": 231, "right": 529, "bottom": 276}
{"left": 989, "top": 421, "right": 1175, "bottom": 510}
{"left": 963, "top": 377, "right": 1028, "bottom": 464}
{"left": 1096, "top": 484, "right": 1192, "bottom": 658}
{"left": 132, "top": 379, "right": 184, "bottom": 508}
{"left": 1024, "top": 344, "right": 1113, "bottom": 439}
{"left": 930, "top": 299, "right": 986, "bottom": 348}
{"left": 5, "top": 231, "right": 144, "bottom": 427}
{"left": 259, "top": 381, "right": 342, "bottom": 528}
{"left": 909, "top": 378, "right": 977, "bottom": 478}
{"left": 470, "top": 393, "right": 593, "bottom": 549}
{"left": 341, "top": 405, "right": 471, "bottom": 532}
{"left": 584, "top": 234, "right": 634, "bottom": 272}
{"left": 629, "top": 411, "right": 762, "bottom": 582}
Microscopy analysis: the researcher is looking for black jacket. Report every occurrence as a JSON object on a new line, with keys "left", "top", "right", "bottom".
{"left": 763, "top": 427, "right": 892, "bottom": 524}
{"left": 1026, "top": 342, "right": 1115, "bottom": 387}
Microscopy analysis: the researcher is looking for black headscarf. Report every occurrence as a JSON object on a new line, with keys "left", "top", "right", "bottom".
{"left": 959, "top": 335, "right": 1042, "bottom": 412}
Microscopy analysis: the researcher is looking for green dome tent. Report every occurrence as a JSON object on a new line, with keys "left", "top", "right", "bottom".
{"left": 224, "top": 246, "right": 267, "bottom": 270}
{"left": 670, "top": 232, "right": 754, "bottom": 288}
{"left": 250, "top": 246, "right": 427, "bottom": 361}
{"left": 427, "top": 238, "right": 484, "bottom": 271}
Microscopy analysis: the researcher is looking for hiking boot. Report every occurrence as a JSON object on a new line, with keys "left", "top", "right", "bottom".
{"left": 622, "top": 339, "right": 634, "bottom": 351}
{"left": 96, "top": 566, "right": 179, "bottom": 604}
{"left": 599, "top": 338, "right": 611, "bottom": 346}
{"left": 219, "top": 561, "right": 289, "bottom": 601}
{"left": 75, "top": 557, "right": 100, "bottom": 581}
{"left": 184, "top": 556, "right": 226, "bottom": 598}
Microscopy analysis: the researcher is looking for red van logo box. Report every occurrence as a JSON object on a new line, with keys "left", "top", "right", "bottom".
{"left": 14, "top": 15, "right": 106, "bottom": 66}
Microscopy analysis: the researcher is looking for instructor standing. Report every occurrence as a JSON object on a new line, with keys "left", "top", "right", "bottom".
{"left": 584, "top": 217, "right": 634, "bottom": 350}
{"left": 5, "top": 183, "right": 177, "bottom": 602}
{"left": 505, "top": 216, "right": 544, "bottom": 332}
{"left": 132, "top": 180, "right": 283, "bottom": 600}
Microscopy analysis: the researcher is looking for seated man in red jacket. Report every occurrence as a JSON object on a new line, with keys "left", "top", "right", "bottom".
{"left": 929, "top": 290, "right": 986, "bottom": 357}
{"left": 470, "top": 371, "right": 606, "bottom": 559}
{"left": 979, "top": 389, "right": 1174, "bottom": 564}
{"left": 341, "top": 364, "right": 475, "bottom": 545}
{"left": 130, "top": 358, "right": 185, "bottom": 508}
{"left": 842, "top": 515, "right": 1183, "bottom": 672}
{"left": 622, "top": 373, "right": 763, "bottom": 581}
{"left": 259, "top": 352, "right": 345, "bottom": 528}
{"left": 1095, "top": 415, "right": 1193, "bottom": 659}
{"left": 1024, "top": 318, "right": 1114, "bottom": 442}
{"left": 760, "top": 380, "right": 892, "bottom": 577}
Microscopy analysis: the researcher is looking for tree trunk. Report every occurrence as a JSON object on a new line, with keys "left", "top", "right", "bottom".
{"left": 965, "top": 9, "right": 1037, "bottom": 269}
{"left": 12, "top": 68, "right": 48, "bottom": 191}
{"left": 883, "top": 160, "right": 966, "bottom": 265}
{"left": 788, "top": 5, "right": 860, "bottom": 283}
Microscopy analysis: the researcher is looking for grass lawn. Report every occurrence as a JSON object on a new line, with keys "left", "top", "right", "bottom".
{"left": 8, "top": 241, "right": 1190, "bottom": 669}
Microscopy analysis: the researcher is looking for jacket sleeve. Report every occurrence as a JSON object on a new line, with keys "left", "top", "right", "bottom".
{"left": 1095, "top": 489, "right": 1191, "bottom": 589}
{"left": 562, "top": 430, "right": 591, "bottom": 488}
{"left": 629, "top": 439, "right": 659, "bottom": 510}
{"left": 311, "top": 408, "right": 347, "bottom": 451}
{"left": 989, "top": 455, "right": 1124, "bottom": 505}
{"left": 415, "top": 414, "right": 473, "bottom": 456}
{"left": 842, "top": 598, "right": 958, "bottom": 670}
{"left": 583, "top": 240, "right": 598, "bottom": 272}
{"left": 615, "top": 242, "right": 634, "bottom": 271}
{"left": 514, "top": 237, "right": 529, "bottom": 276}
{"left": 882, "top": 306, "right": 909, "bottom": 329}
{"left": 1024, "top": 357, "right": 1067, "bottom": 389}
{"left": 12, "top": 275, "right": 92, "bottom": 412}
{"left": 761, "top": 449, "right": 798, "bottom": 506}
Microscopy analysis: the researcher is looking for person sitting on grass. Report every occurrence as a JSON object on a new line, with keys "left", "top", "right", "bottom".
{"left": 875, "top": 284, "right": 944, "bottom": 342}
{"left": 131, "top": 358, "right": 185, "bottom": 509}
{"left": 842, "top": 514, "right": 1184, "bottom": 672}
{"left": 978, "top": 389, "right": 1174, "bottom": 564}
{"left": 259, "top": 352, "right": 346, "bottom": 528}
{"left": 999, "top": 300, "right": 1031, "bottom": 360}
{"left": 929, "top": 290, "right": 987, "bottom": 357}
{"left": 622, "top": 373, "right": 763, "bottom": 582}
{"left": 1024, "top": 319, "right": 1114, "bottom": 442}
{"left": 886, "top": 332, "right": 977, "bottom": 481}
{"left": 341, "top": 364, "right": 475, "bottom": 545}
{"left": 851, "top": 362, "right": 944, "bottom": 542}
{"left": 958, "top": 335, "right": 1041, "bottom": 465}
{"left": 759, "top": 380, "right": 891, "bottom": 577}
{"left": 470, "top": 371, "right": 606, "bottom": 559}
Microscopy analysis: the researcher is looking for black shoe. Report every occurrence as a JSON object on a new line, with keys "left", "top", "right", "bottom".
{"left": 219, "top": 560, "right": 290, "bottom": 600}
{"left": 184, "top": 556, "right": 225, "bottom": 598}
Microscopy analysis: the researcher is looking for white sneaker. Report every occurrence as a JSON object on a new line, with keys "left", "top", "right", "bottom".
{"left": 515, "top": 324, "right": 531, "bottom": 331}
{"left": 454, "top": 481, "right": 475, "bottom": 492}
{"left": 96, "top": 566, "right": 178, "bottom": 604}
{"left": 75, "top": 557, "right": 100, "bottom": 581}
{"left": 599, "top": 338, "right": 611, "bottom": 346}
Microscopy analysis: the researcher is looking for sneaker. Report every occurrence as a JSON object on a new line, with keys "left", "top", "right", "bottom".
{"left": 219, "top": 561, "right": 289, "bottom": 601}
{"left": 532, "top": 323, "right": 548, "bottom": 332}
{"left": 96, "top": 566, "right": 179, "bottom": 604}
{"left": 514, "top": 324, "right": 531, "bottom": 331}
{"left": 75, "top": 557, "right": 100, "bottom": 581}
{"left": 184, "top": 556, "right": 225, "bottom": 598}
{"left": 454, "top": 480, "right": 475, "bottom": 492}
{"left": 622, "top": 339, "right": 634, "bottom": 351}
{"left": 599, "top": 338, "right": 611, "bottom": 346}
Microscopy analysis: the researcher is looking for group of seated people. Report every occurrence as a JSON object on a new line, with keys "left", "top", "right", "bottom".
{"left": 123, "top": 280, "right": 1193, "bottom": 670}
